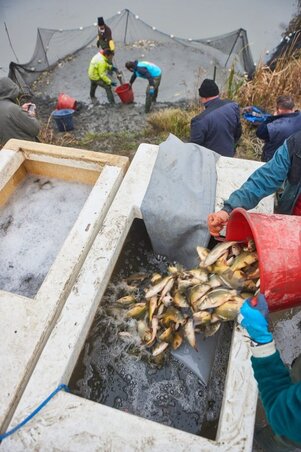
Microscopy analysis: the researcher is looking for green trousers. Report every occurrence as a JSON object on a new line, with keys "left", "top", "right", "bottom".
{"left": 90, "top": 80, "right": 115, "bottom": 104}
{"left": 145, "top": 75, "right": 161, "bottom": 113}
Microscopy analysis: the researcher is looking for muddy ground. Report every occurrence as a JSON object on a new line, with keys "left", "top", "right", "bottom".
{"left": 32, "top": 92, "right": 190, "bottom": 160}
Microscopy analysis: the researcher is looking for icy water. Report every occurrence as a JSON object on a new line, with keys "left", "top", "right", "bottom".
{"left": 69, "top": 219, "right": 232, "bottom": 438}
{"left": 0, "top": 0, "right": 297, "bottom": 75}
{"left": 0, "top": 175, "right": 91, "bottom": 297}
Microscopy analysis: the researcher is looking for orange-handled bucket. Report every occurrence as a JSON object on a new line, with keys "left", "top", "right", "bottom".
{"left": 225, "top": 208, "right": 301, "bottom": 312}
{"left": 115, "top": 83, "right": 134, "bottom": 104}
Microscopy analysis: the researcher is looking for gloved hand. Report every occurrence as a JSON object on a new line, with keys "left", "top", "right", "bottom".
{"left": 112, "top": 66, "right": 118, "bottom": 72}
{"left": 238, "top": 294, "right": 273, "bottom": 344}
{"left": 111, "top": 81, "right": 117, "bottom": 87}
{"left": 207, "top": 210, "right": 229, "bottom": 236}
{"left": 21, "top": 102, "right": 36, "bottom": 117}
{"left": 149, "top": 86, "right": 155, "bottom": 95}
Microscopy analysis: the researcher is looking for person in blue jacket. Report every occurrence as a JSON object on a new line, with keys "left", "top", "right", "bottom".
{"left": 238, "top": 294, "right": 301, "bottom": 450}
{"left": 190, "top": 78, "right": 242, "bottom": 157}
{"left": 207, "top": 129, "right": 301, "bottom": 235}
{"left": 125, "top": 60, "right": 162, "bottom": 113}
{"left": 256, "top": 95, "right": 301, "bottom": 162}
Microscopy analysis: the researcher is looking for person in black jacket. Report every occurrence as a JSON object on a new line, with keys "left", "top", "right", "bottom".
{"left": 256, "top": 95, "right": 301, "bottom": 162}
{"left": 96, "top": 17, "right": 115, "bottom": 54}
{"left": 190, "top": 79, "right": 241, "bottom": 157}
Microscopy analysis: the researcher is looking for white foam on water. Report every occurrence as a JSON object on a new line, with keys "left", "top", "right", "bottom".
{"left": 69, "top": 220, "right": 231, "bottom": 437}
{"left": 0, "top": 175, "right": 91, "bottom": 297}
{"left": 272, "top": 308, "right": 301, "bottom": 365}
{"left": 71, "top": 279, "right": 231, "bottom": 436}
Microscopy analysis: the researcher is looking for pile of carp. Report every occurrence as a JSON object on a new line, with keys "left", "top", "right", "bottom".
{"left": 115, "top": 240, "right": 260, "bottom": 357}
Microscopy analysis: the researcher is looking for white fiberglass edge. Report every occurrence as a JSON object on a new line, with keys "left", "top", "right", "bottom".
{"left": 2, "top": 145, "right": 274, "bottom": 451}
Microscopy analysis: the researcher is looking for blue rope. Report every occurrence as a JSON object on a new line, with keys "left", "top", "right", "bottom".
{"left": 0, "top": 384, "right": 69, "bottom": 441}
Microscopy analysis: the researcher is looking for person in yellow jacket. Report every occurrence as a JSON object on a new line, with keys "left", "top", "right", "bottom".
{"left": 88, "top": 49, "right": 117, "bottom": 104}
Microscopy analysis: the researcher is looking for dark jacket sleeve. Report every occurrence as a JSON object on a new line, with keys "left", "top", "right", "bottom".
{"left": 190, "top": 115, "right": 207, "bottom": 146}
{"left": 105, "top": 25, "right": 112, "bottom": 41}
{"left": 233, "top": 103, "right": 242, "bottom": 143}
{"left": 129, "top": 73, "right": 137, "bottom": 85}
{"left": 234, "top": 120, "right": 242, "bottom": 143}
{"left": 256, "top": 123, "right": 270, "bottom": 141}
{"left": 251, "top": 351, "right": 301, "bottom": 443}
{"left": 223, "top": 142, "right": 290, "bottom": 213}
{"left": 11, "top": 106, "right": 40, "bottom": 138}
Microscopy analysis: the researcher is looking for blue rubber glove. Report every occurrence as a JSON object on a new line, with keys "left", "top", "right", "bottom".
{"left": 111, "top": 81, "right": 117, "bottom": 87}
{"left": 149, "top": 86, "right": 155, "bottom": 95}
{"left": 239, "top": 294, "right": 273, "bottom": 344}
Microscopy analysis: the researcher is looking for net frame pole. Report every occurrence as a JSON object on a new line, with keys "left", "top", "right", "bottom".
{"left": 224, "top": 28, "right": 241, "bottom": 68}
{"left": 213, "top": 66, "right": 217, "bottom": 81}
{"left": 4, "top": 22, "right": 19, "bottom": 63}
{"left": 123, "top": 9, "right": 130, "bottom": 44}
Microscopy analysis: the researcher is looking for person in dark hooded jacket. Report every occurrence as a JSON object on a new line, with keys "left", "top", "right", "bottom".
{"left": 0, "top": 77, "right": 40, "bottom": 146}
{"left": 256, "top": 95, "right": 301, "bottom": 162}
{"left": 190, "top": 79, "right": 242, "bottom": 157}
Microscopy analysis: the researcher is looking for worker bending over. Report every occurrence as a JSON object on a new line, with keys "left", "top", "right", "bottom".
{"left": 125, "top": 60, "right": 161, "bottom": 113}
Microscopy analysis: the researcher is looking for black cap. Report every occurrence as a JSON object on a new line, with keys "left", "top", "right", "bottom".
{"left": 98, "top": 17, "right": 105, "bottom": 26}
{"left": 199, "top": 79, "right": 219, "bottom": 98}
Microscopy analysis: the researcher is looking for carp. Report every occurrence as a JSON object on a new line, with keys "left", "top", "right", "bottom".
{"left": 152, "top": 341, "right": 169, "bottom": 357}
{"left": 203, "top": 241, "right": 237, "bottom": 266}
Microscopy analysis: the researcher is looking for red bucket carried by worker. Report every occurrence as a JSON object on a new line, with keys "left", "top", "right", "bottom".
{"left": 115, "top": 83, "right": 134, "bottom": 104}
{"left": 56, "top": 93, "right": 77, "bottom": 110}
{"left": 225, "top": 208, "right": 301, "bottom": 312}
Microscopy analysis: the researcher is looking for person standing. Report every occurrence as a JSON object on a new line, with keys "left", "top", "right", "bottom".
{"left": 125, "top": 60, "right": 161, "bottom": 113}
{"left": 238, "top": 294, "right": 301, "bottom": 450}
{"left": 190, "top": 78, "right": 241, "bottom": 157}
{"left": 88, "top": 49, "right": 117, "bottom": 105}
{"left": 256, "top": 95, "right": 301, "bottom": 162}
{"left": 96, "top": 17, "right": 115, "bottom": 53}
{"left": 0, "top": 77, "right": 40, "bottom": 146}
{"left": 207, "top": 129, "right": 301, "bottom": 236}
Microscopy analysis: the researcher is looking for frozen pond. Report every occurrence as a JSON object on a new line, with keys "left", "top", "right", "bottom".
{"left": 0, "top": 175, "right": 91, "bottom": 297}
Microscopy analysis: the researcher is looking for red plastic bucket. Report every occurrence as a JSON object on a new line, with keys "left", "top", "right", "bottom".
{"left": 57, "top": 93, "right": 77, "bottom": 110}
{"left": 115, "top": 83, "right": 134, "bottom": 104}
{"left": 225, "top": 208, "right": 301, "bottom": 312}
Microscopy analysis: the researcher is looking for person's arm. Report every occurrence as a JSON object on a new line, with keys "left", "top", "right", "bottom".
{"left": 105, "top": 25, "right": 112, "bottom": 41}
{"left": 239, "top": 295, "right": 301, "bottom": 443}
{"left": 129, "top": 73, "right": 136, "bottom": 85}
{"left": 234, "top": 120, "right": 242, "bottom": 143}
{"left": 234, "top": 104, "right": 242, "bottom": 143}
{"left": 223, "top": 141, "right": 291, "bottom": 213}
{"left": 256, "top": 123, "right": 270, "bottom": 141}
{"left": 97, "top": 61, "right": 113, "bottom": 85}
{"left": 251, "top": 350, "right": 301, "bottom": 442}
{"left": 12, "top": 106, "right": 40, "bottom": 138}
{"left": 190, "top": 116, "right": 206, "bottom": 146}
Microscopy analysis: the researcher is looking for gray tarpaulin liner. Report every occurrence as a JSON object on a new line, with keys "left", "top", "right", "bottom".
{"left": 141, "top": 134, "right": 219, "bottom": 268}
{"left": 141, "top": 134, "right": 221, "bottom": 385}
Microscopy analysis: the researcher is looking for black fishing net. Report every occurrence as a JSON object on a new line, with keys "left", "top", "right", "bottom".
{"left": 8, "top": 9, "right": 255, "bottom": 98}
